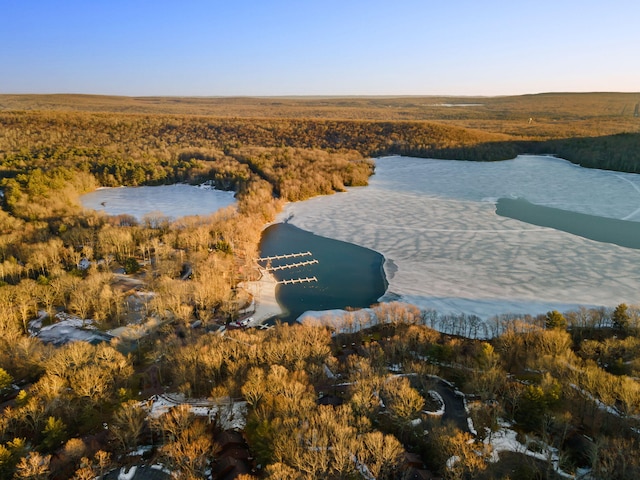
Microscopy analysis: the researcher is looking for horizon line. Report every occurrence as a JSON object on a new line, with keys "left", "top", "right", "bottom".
{"left": 2, "top": 91, "right": 640, "bottom": 99}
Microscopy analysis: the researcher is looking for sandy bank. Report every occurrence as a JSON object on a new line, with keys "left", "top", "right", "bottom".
{"left": 241, "top": 269, "right": 284, "bottom": 323}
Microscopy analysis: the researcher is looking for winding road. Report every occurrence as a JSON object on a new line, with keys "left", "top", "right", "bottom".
{"left": 431, "top": 379, "right": 470, "bottom": 433}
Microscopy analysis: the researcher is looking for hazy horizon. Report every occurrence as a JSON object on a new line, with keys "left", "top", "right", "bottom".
{"left": 3, "top": 0, "right": 639, "bottom": 97}
{"left": 3, "top": 91, "right": 639, "bottom": 98}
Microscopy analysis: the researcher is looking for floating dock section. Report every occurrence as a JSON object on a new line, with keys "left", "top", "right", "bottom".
{"left": 258, "top": 252, "right": 319, "bottom": 285}
{"left": 266, "top": 259, "right": 319, "bottom": 271}
{"left": 278, "top": 276, "right": 318, "bottom": 285}
{"left": 258, "top": 251, "right": 312, "bottom": 262}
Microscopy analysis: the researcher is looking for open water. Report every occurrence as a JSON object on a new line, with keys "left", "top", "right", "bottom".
{"left": 259, "top": 223, "right": 387, "bottom": 323}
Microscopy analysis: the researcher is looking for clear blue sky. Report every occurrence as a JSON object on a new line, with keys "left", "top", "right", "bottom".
{"left": 2, "top": 0, "right": 639, "bottom": 96}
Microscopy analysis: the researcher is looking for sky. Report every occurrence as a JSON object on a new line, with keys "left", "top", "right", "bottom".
{"left": 1, "top": 0, "right": 639, "bottom": 97}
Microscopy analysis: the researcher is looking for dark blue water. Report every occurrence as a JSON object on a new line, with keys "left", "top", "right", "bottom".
{"left": 259, "top": 223, "right": 388, "bottom": 323}
{"left": 496, "top": 197, "right": 640, "bottom": 249}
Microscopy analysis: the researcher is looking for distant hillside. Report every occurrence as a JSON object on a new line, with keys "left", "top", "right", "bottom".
{"left": 1, "top": 91, "right": 639, "bottom": 125}
{"left": 0, "top": 110, "right": 509, "bottom": 159}
{"left": 1, "top": 92, "right": 639, "bottom": 173}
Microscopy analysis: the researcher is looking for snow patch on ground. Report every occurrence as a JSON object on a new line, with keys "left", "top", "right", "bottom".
{"left": 467, "top": 417, "right": 477, "bottom": 436}
{"left": 145, "top": 393, "right": 247, "bottom": 430}
{"left": 424, "top": 390, "right": 445, "bottom": 416}
{"left": 117, "top": 466, "right": 137, "bottom": 480}
{"left": 446, "top": 455, "right": 461, "bottom": 469}
{"left": 486, "top": 420, "right": 574, "bottom": 478}
{"left": 570, "top": 383, "right": 623, "bottom": 417}
{"left": 30, "top": 312, "right": 113, "bottom": 346}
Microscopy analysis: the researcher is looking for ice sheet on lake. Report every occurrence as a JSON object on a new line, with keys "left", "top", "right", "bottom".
{"left": 280, "top": 155, "right": 640, "bottom": 319}
{"left": 81, "top": 184, "right": 236, "bottom": 221}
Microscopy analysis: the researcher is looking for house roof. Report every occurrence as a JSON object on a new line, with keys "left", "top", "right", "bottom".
{"left": 214, "top": 456, "right": 251, "bottom": 480}
{"left": 216, "top": 430, "right": 245, "bottom": 449}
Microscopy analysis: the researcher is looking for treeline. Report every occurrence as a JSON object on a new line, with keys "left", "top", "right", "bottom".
{"left": 2, "top": 92, "right": 638, "bottom": 125}
{"left": 542, "top": 133, "right": 640, "bottom": 173}
{"left": 0, "top": 111, "right": 507, "bottom": 171}
{"left": 2, "top": 111, "right": 638, "bottom": 179}
{"left": 390, "top": 133, "right": 640, "bottom": 173}
{"left": 0, "top": 205, "right": 277, "bottom": 332}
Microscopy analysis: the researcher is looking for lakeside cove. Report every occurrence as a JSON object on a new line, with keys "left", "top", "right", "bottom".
{"left": 257, "top": 222, "right": 387, "bottom": 323}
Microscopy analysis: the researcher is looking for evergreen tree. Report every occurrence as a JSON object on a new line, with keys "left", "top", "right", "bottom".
{"left": 545, "top": 310, "right": 567, "bottom": 330}
{"left": 612, "top": 303, "right": 630, "bottom": 331}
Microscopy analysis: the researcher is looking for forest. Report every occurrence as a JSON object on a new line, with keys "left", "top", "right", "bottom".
{"left": 0, "top": 93, "right": 639, "bottom": 479}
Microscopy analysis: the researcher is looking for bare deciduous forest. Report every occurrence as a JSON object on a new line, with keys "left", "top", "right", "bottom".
{"left": 0, "top": 93, "right": 639, "bottom": 479}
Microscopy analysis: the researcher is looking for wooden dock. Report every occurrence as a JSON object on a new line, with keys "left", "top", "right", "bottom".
{"left": 257, "top": 251, "right": 319, "bottom": 286}
{"left": 278, "top": 276, "right": 317, "bottom": 285}
{"left": 267, "top": 259, "right": 319, "bottom": 271}
{"left": 258, "top": 251, "right": 312, "bottom": 262}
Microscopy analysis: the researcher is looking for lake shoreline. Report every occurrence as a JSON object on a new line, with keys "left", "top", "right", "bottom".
{"left": 241, "top": 269, "right": 284, "bottom": 325}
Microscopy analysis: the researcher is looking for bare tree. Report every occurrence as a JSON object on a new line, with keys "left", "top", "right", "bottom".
{"left": 356, "top": 431, "right": 404, "bottom": 480}
{"left": 154, "top": 405, "right": 214, "bottom": 478}
{"left": 110, "top": 401, "right": 148, "bottom": 452}
{"left": 14, "top": 451, "right": 51, "bottom": 480}
{"left": 382, "top": 376, "right": 424, "bottom": 423}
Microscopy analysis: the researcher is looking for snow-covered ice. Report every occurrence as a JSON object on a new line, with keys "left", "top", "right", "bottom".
{"left": 281, "top": 155, "right": 640, "bottom": 320}
{"left": 81, "top": 184, "right": 236, "bottom": 221}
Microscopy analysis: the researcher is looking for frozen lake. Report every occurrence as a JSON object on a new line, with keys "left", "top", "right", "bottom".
{"left": 279, "top": 155, "right": 640, "bottom": 319}
{"left": 80, "top": 184, "right": 236, "bottom": 220}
